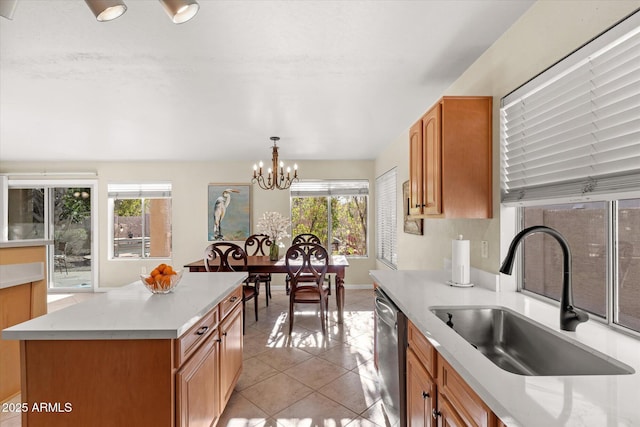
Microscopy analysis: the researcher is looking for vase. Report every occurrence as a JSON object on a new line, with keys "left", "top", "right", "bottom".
{"left": 269, "top": 243, "right": 279, "bottom": 261}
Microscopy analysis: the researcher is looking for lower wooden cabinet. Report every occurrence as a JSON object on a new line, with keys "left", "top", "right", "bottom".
{"left": 407, "top": 348, "right": 437, "bottom": 427}
{"left": 219, "top": 302, "right": 243, "bottom": 410}
{"left": 407, "top": 321, "right": 501, "bottom": 427}
{"left": 177, "top": 331, "right": 221, "bottom": 427}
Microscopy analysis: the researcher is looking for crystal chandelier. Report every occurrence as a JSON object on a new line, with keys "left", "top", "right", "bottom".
{"left": 252, "top": 137, "right": 299, "bottom": 190}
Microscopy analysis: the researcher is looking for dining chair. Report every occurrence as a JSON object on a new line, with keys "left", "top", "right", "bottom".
{"left": 204, "top": 242, "right": 258, "bottom": 334}
{"left": 244, "top": 234, "right": 273, "bottom": 306}
{"left": 285, "top": 242, "right": 330, "bottom": 334}
{"left": 286, "top": 233, "right": 332, "bottom": 295}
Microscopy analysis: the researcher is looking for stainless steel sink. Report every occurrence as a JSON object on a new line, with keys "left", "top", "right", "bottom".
{"left": 431, "top": 306, "right": 634, "bottom": 376}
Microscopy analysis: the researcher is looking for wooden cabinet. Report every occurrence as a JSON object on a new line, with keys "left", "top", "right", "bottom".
{"left": 408, "top": 96, "right": 493, "bottom": 219}
{"left": 219, "top": 302, "right": 243, "bottom": 409}
{"left": 18, "top": 285, "right": 243, "bottom": 427}
{"left": 407, "top": 348, "right": 437, "bottom": 427}
{"left": 177, "top": 331, "right": 221, "bottom": 427}
{"left": 407, "top": 321, "right": 498, "bottom": 427}
{"left": 0, "top": 243, "right": 48, "bottom": 403}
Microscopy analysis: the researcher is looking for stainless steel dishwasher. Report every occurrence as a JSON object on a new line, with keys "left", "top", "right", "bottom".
{"left": 375, "top": 287, "right": 407, "bottom": 427}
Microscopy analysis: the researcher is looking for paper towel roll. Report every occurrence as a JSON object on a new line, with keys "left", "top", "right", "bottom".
{"left": 452, "top": 235, "right": 470, "bottom": 285}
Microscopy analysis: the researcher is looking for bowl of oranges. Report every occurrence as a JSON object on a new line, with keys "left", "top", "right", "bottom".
{"left": 141, "top": 263, "right": 182, "bottom": 294}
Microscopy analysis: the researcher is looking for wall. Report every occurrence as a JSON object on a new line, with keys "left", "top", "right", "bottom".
{"left": 0, "top": 159, "right": 376, "bottom": 287}
{"left": 375, "top": 0, "right": 640, "bottom": 273}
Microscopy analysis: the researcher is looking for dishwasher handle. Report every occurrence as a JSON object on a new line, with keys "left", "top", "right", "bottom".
{"left": 375, "top": 295, "right": 397, "bottom": 328}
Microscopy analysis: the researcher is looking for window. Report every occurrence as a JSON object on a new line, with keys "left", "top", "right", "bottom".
{"left": 108, "top": 183, "right": 172, "bottom": 259}
{"left": 290, "top": 180, "right": 368, "bottom": 256}
{"left": 501, "top": 11, "right": 640, "bottom": 334}
{"left": 376, "top": 168, "right": 397, "bottom": 268}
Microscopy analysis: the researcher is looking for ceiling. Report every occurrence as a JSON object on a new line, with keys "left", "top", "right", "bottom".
{"left": 0, "top": 0, "right": 534, "bottom": 162}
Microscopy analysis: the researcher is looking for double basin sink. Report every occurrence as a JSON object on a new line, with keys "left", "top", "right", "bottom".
{"left": 431, "top": 306, "right": 634, "bottom": 376}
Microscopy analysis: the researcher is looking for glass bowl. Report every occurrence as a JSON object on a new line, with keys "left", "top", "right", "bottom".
{"left": 140, "top": 270, "right": 183, "bottom": 294}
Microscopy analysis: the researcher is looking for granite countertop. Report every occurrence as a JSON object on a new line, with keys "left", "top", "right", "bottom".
{"left": 370, "top": 269, "right": 640, "bottom": 427}
{"left": 2, "top": 271, "right": 247, "bottom": 340}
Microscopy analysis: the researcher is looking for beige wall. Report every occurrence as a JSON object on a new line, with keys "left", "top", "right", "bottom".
{"left": 375, "top": 0, "right": 640, "bottom": 273}
{"left": 0, "top": 160, "right": 376, "bottom": 287}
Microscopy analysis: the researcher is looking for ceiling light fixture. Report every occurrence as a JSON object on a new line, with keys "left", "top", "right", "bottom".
{"left": 159, "top": 0, "right": 199, "bottom": 24}
{"left": 252, "top": 137, "right": 299, "bottom": 190}
{"left": 0, "top": 0, "right": 18, "bottom": 20}
{"left": 85, "top": 0, "right": 127, "bottom": 22}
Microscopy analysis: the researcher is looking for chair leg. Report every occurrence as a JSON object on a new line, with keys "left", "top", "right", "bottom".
{"left": 254, "top": 293, "right": 259, "bottom": 322}
{"left": 288, "top": 295, "right": 294, "bottom": 335}
{"left": 319, "top": 297, "right": 326, "bottom": 335}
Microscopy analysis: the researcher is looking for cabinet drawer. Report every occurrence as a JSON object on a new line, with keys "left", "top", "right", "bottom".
{"left": 438, "top": 353, "right": 496, "bottom": 427}
{"left": 219, "top": 286, "right": 242, "bottom": 320}
{"left": 176, "top": 307, "right": 219, "bottom": 367}
{"left": 407, "top": 321, "right": 436, "bottom": 378}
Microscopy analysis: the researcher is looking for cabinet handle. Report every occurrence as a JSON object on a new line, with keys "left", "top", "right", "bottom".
{"left": 222, "top": 331, "right": 228, "bottom": 337}
{"left": 422, "top": 391, "right": 430, "bottom": 399}
{"left": 195, "top": 326, "right": 209, "bottom": 336}
{"left": 415, "top": 204, "right": 420, "bottom": 208}
{"left": 229, "top": 296, "right": 238, "bottom": 303}
{"left": 432, "top": 409, "right": 441, "bottom": 420}
{"left": 216, "top": 338, "right": 222, "bottom": 343}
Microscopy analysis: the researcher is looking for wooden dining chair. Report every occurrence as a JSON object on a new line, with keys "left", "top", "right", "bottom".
{"left": 285, "top": 242, "right": 330, "bottom": 335}
{"left": 286, "top": 233, "right": 332, "bottom": 295}
{"left": 244, "top": 234, "right": 273, "bottom": 306}
{"left": 204, "top": 242, "right": 258, "bottom": 334}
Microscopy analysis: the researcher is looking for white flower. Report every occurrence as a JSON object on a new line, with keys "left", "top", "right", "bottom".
{"left": 256, "top": 212, "right": 290, "bottom": 242}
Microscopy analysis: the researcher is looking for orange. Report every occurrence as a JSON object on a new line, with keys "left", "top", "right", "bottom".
{"left": 158, "top": 263, "right": 168, "bottom": 273}
{"left": 164, "top": 266, "right": 174, "bottom": 275}
{"left": 160, "top": 275, "right": 172, "bottom": 289}
{"left": 144, "top": 276, "right": 155, "bottom": 286}
{"left": 150, "top": 269, "right": 160, "bottom": 277}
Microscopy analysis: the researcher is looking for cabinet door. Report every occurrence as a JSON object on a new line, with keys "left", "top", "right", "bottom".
{"left": 422, "top": 104, "right": 442, "bottom": 215}
{"left": 407, "top": 348, "right": 436, "bottom": 427}
{"left": 409, "top": 119, "right": 424, "bottom": 215}
{"left": 176, "top": 332, "right": 220, "bottom": 427}
{"left": 437, "top": 396, "right": 467, "bottom": 427}
{"left": 219, "top": 303, "right": 243, "bottom": 408}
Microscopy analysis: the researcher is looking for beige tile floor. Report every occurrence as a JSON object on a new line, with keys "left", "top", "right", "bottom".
{"left": 0, "top": 287, "right": 387, "bottom": 427}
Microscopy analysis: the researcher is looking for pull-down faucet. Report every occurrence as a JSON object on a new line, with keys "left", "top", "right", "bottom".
{"left": 500, "top": 225, "right": 589, "bottom": 332}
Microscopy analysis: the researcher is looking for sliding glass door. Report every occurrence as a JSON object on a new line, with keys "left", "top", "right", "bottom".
{"left": 8, "top": 180, "right": 98, "bottom": 291}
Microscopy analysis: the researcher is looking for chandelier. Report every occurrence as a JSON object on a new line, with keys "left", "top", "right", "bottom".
{"left": 252, "top": 137, "right": 299, "bottom": 190}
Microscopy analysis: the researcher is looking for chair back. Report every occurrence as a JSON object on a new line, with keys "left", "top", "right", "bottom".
{"left": 285, "top": 242, "right": 329, "bottom": 288}
{"left": 56, "top": 241, "right": 67, "bottom": 255}
{"left": 204, "top": 242, "right": 248, "bottom": 272}
{"left": 244, "top": 234, "right": 272, "bottom": 256}
{"left": 291, "top": 233, "right": 322, "bottom": 246}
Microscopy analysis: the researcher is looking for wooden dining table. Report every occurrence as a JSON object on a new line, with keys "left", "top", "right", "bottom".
{"left": 184, "top": 255, "right": 350, "bottom": 323}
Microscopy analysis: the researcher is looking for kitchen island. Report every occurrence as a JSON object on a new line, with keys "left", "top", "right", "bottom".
{"left": 2, "top": 271, "right": 247, "bottom": 427}
{"left": 371, "top": 269, "right": 640, "bottom": 427}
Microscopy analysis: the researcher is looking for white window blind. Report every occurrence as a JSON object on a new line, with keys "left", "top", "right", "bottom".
{"left": 107, "top": 183, "right": 172, "bottom": 199}
{"left": 290, "top": 180, "right": 369, "bottom": 197}
{"left": 501, "top": 10, "right": 640, "bottom": 205}
{"left": 376, "top": 168, "right": 397, "bottom": 268}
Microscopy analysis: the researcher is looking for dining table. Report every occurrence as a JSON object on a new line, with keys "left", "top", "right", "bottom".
{"left": 184, "top": 255, "right": 350, "bottom": 323}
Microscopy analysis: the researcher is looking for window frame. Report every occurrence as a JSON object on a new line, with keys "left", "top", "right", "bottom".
{"left": 513, "top": 191, "right": 640, "bottom": 337}
{"left": 289, "top": 180, "right": 369, "bottom": 258}
{"left": 376, "top": 168, "right": 397, "bottom": 269}
{"left": 107, "top": 183, "right": 172, "bottom": 260}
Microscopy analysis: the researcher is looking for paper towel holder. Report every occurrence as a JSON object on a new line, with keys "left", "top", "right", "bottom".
{"left": 448, "top": 234, "right": 474, "bottom": 287}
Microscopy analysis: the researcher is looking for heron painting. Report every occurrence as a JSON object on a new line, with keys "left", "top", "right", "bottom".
{"left": 207, "top": 184, "right": 251, "bottom": 241}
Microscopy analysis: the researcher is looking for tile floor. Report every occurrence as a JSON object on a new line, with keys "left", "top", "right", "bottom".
{"left": 0, "top": 287, "right": 387, "bottom": 427}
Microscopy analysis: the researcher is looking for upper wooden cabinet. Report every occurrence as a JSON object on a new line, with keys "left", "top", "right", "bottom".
{"left": 409, "top": 96, "right": 493, "bottom": 219}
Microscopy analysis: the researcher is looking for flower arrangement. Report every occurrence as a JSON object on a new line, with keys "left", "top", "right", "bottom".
{"left": 256, "top": 211, "right": 290, "bottom": 243}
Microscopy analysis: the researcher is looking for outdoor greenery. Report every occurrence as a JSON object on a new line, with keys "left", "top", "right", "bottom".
{"left": 114, "top": 199, "right": 143, "bottom": 217}
{"left": 291, "top": 196, "right": 367, "bottom": 256}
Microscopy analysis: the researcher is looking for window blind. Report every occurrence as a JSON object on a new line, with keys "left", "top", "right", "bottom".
{"left": 501, "top": 10, "right": 640, "bottom": 205}
{"left": 376, "top": 168, "right": 397, "bottom": 268}
{"left": 290, "top": 179, "right": 369, "bottom": 197}
{"left": 107, "top": 183, "right": 172, "bottom": 199}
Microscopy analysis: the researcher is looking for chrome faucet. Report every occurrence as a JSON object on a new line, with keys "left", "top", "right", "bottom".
{"left": 500, "top": 225, "right": 589, "bottom": 332}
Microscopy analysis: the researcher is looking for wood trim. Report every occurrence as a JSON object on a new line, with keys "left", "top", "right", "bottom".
{"left": 21, "top": 339, "right": 175, "bottom": 427}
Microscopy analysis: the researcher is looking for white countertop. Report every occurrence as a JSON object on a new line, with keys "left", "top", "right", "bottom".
{"left": 2, "top": 271, "right": 247, "bottom": 340}
{"left": 370, "top": 269, "right": 640, "bottom": 427}
{"left": 0, "top": 239, "right": 53, "bottom": 248}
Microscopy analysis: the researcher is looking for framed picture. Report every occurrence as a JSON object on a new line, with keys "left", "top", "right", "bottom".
{"left": 402, "top": 180, "right": 423, "bottom": 235}
{"left": 208, "top": 184, "right": 252, "bottom": 241}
